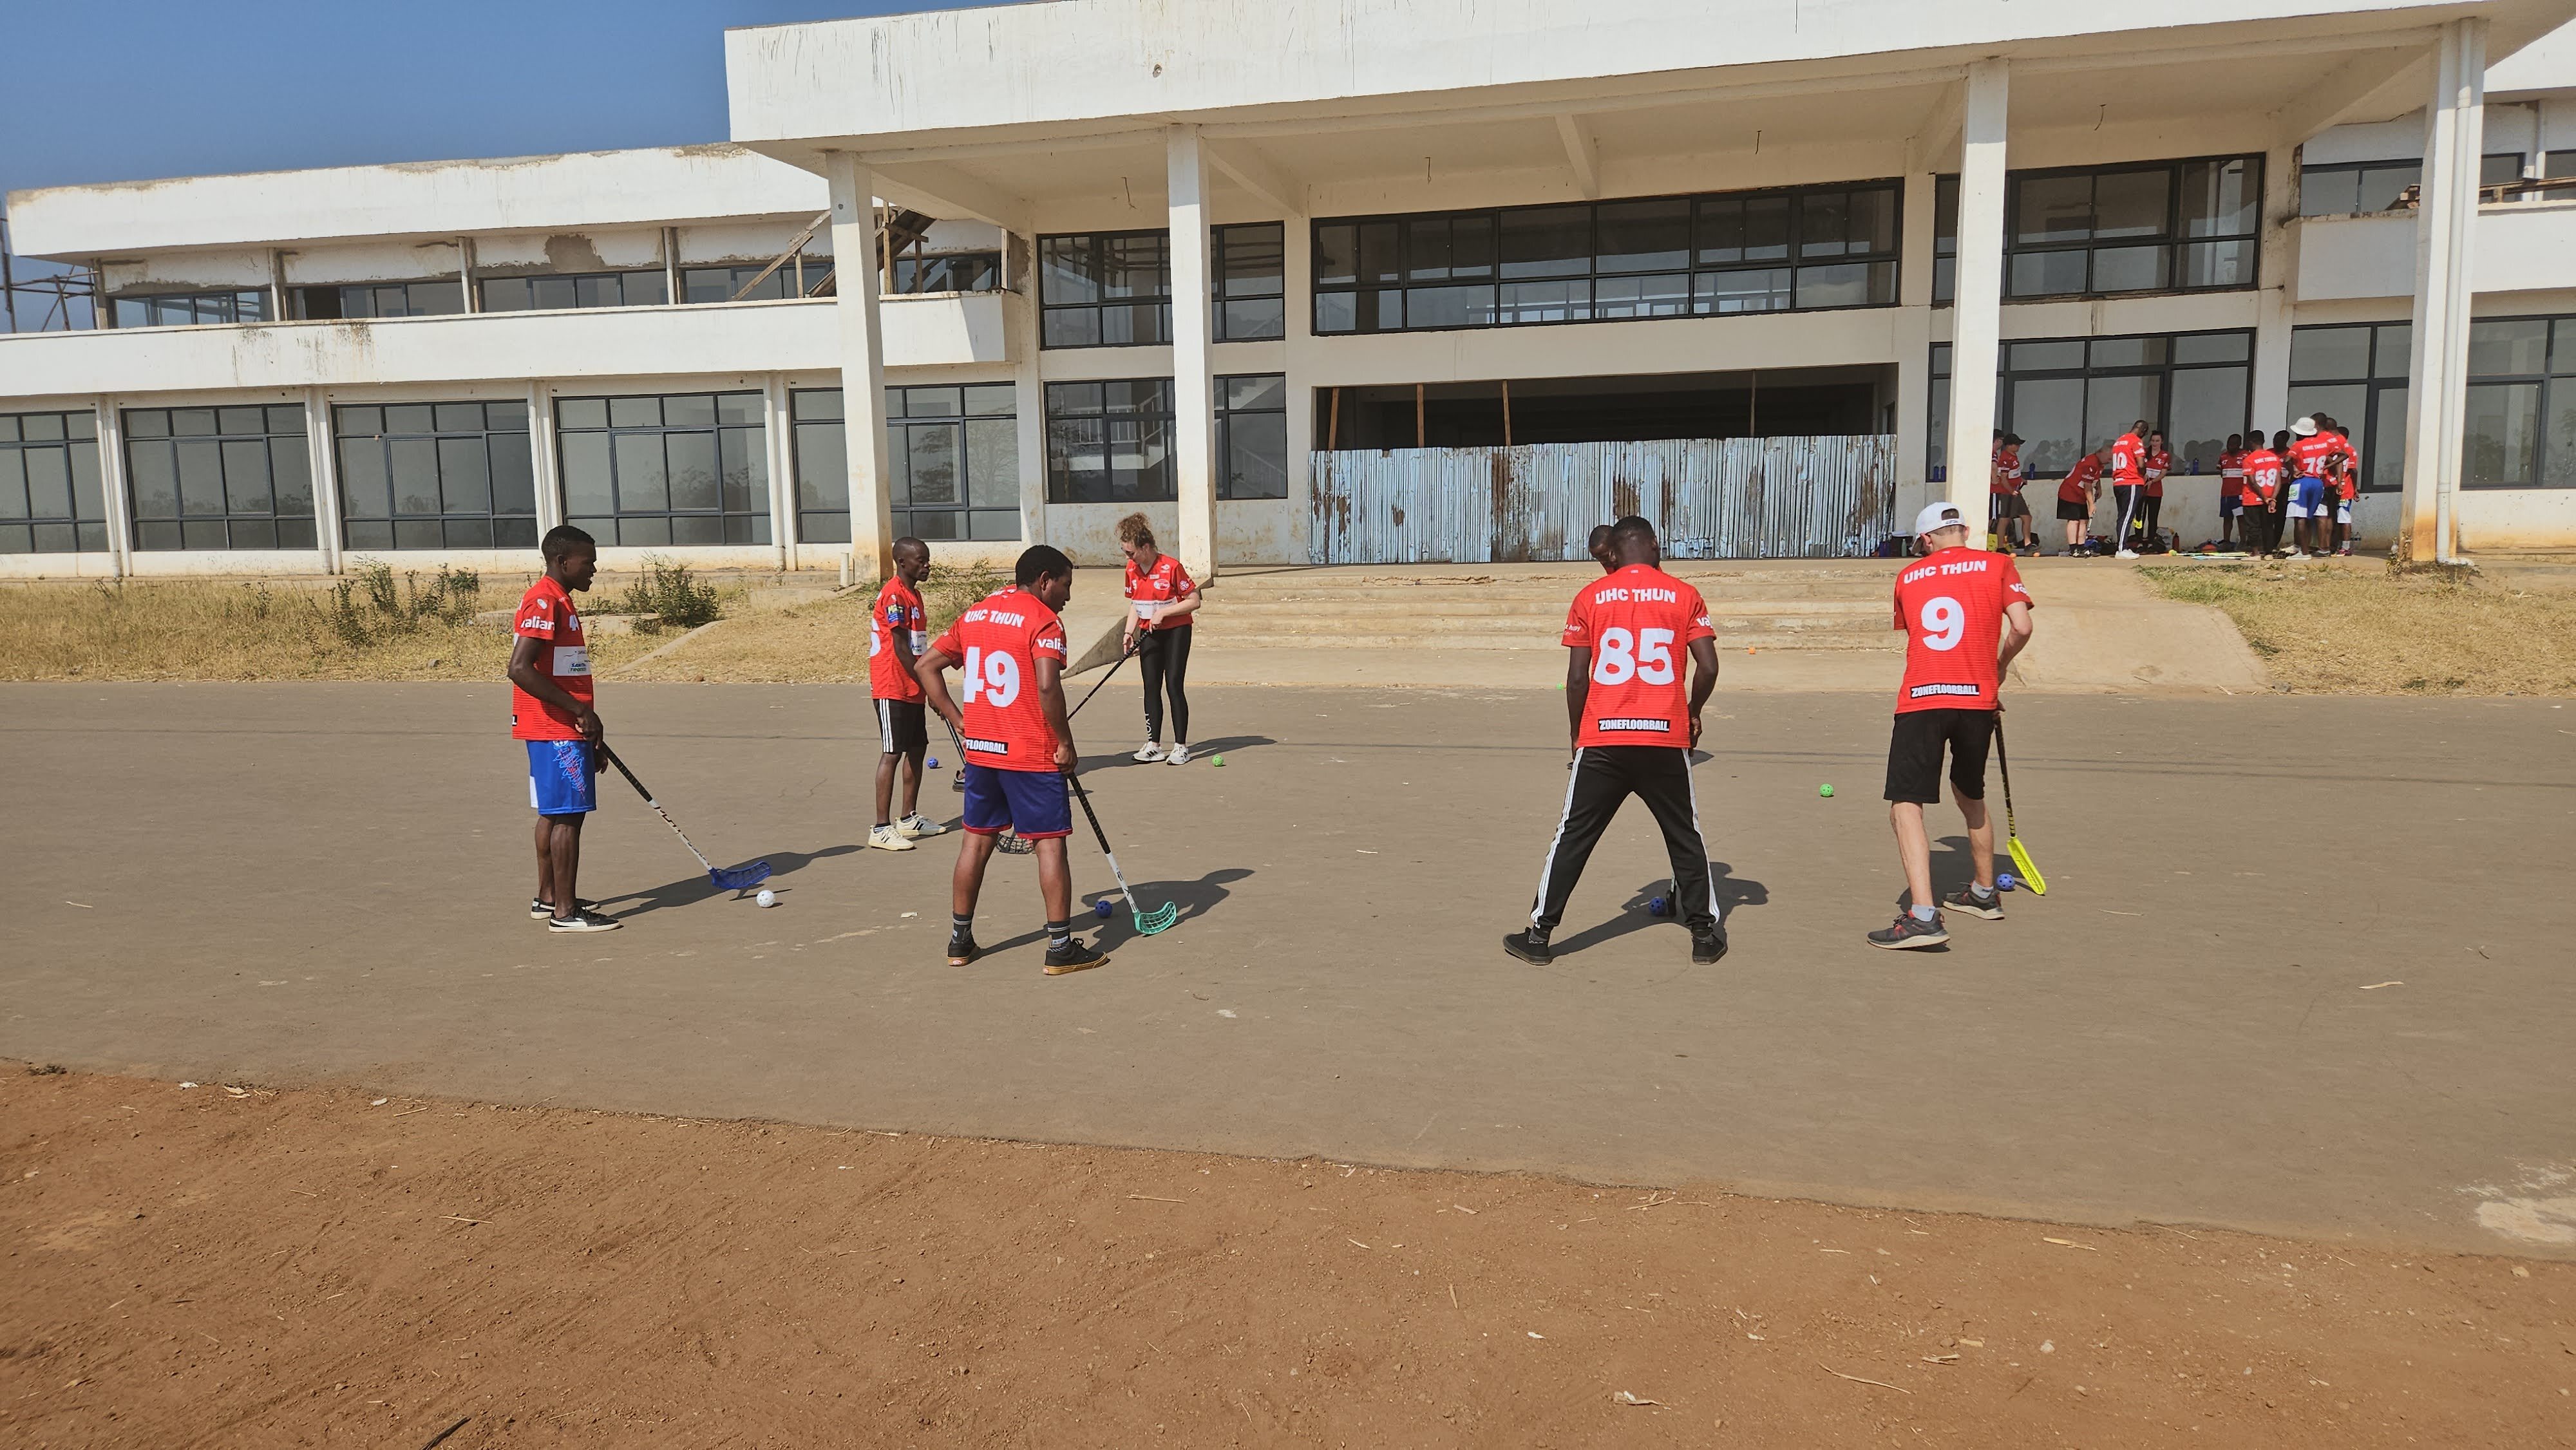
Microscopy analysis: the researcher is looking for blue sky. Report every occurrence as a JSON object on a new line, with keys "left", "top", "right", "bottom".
{"left": 0, "top": 1, "right": 990, "bottom": 202}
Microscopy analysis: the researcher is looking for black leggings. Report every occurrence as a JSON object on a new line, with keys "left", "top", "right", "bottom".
{"left": 1137, "top": 625, "right": 1192, "bottom": 744}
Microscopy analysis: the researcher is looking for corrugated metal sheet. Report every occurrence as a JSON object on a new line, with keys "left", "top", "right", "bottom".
{"left": 1309, "top": 435, "right": 1899, "bottom": 564}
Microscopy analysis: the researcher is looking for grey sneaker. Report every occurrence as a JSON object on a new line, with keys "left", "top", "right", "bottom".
{"left": 1866, "top": 912, "right": 1947, "bottom": 950}
{"left": 1942, "top": 885, "right": 2005, "bottom": 921}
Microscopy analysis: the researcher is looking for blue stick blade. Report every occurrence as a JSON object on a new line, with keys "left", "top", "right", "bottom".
{"left": 712, "top": 861, "right": 772, "bottom": 891}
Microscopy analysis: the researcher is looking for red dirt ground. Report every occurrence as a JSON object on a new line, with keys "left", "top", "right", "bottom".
{"left": 3, "top": 1069, "right": 2570, "bottom": 1448}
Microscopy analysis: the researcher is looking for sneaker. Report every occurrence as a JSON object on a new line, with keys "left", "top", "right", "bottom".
{"left": 946, "top": 930, "right": 980, "bottom": 967}
{"left": 994, "top": 829, "right": 1034, "bottom": 856}
{"left": 1502, "top": 928, "right": 1553, "bottom": 965}
{"left": 867, "top": 824, "right": 916, "bottom": 852}
{"left": 2334, "top": 545, "right": 2354, "bottom": 557}
{"left": 529, "top": 896, "right": 600, "bottom": 920}
{"left": 896, "top": 813, "right": 945, "bottom": 839}
{"left": 1133, "top": 741, "right": 1166, "bottom": 762}
{"left": 547, "top": 909, "right": 622, "bottom": 934}
{"left": 2114, "top": 549, "right": 2139, "bottom": 560}
{"left": 1866, "top": 912, "right": 1948, "bottom": 950}
{"left": 1165, "top": 742, "right": 1191, "bottom": 766}
{"left": 1042, "top": 938, "right": 1108, "bottom": 975}
{"left": 1690, "top": 925, "right": 1728, "bottom": 965}
{"left": 1942, "top": 885, "right": 2005, "bottom": 921}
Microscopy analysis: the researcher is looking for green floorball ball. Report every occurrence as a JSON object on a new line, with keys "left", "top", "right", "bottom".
{"left": 1213, "top": 754, "right": 1225, "bottom": 766}
{"left": 1819, "top": 784, "right": 1835, "bottom": 797}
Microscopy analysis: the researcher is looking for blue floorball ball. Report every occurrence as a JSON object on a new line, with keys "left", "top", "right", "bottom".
{"left": 1997, "top": 873, "right": 2018, "bottom": 892}
{"left": 1094, "top": 898, "right": 1113, "bottom": 919}
{"left": 1649, "top": 896, "right": 1670, "bottom": 917}
{"left": 926, "top": 757, "right": 939, "bottom": 769}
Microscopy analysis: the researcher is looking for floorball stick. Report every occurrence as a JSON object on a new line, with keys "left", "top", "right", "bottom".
{"left": 596, "top": 743, "right": 772, "bottom": 891}
{"left": 1992, "top": 716, "right": 2047, "bottom": 896}
{"left": 1067, "top": 775, "right": 1177, "bottom": 935}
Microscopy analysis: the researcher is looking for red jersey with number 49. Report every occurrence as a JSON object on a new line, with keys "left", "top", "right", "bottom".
{"left": 1892, "top": 548, "right": 2034, "bottom": 715}
{"left": 1560, "top": 564, "right": 1716, "bottom": 749}
{"left": 869, "top": 578, "right": 927, "bottom": 702}
{"left": 929, "top": 587, "right": 1067, "bottom": 771}
{"left": 509, "top": 576, "right": 593, "bottom": 741}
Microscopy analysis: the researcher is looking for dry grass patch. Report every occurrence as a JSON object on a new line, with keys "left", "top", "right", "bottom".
{"left": 620, "top": 561, "right": 1007, "bottom": 683}
{"left": 2140, "top": 560, "right": 2576, "bottom": 695}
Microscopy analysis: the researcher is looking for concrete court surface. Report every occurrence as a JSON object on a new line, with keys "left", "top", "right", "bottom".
{"left": 3, "top": 681, "right": 2571, "bottom": 1259}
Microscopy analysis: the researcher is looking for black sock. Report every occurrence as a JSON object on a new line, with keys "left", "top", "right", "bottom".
{"left": 950, "top": 912, "right": 973, "bottom": 939}
{"left": 1046, "top": 919, "right": 1072, "bottom": 951}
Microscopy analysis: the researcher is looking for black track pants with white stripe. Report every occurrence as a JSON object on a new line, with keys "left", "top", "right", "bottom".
{"left": 1528, "top": 745, "right": 1719, "bottom": 935}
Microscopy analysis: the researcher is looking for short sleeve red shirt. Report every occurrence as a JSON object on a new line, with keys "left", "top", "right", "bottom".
{"left": 2239, "top": 447, "right": 2282, "bottom": 505}
{"left": 928, "top": 586, "right": 1068, "bottom": 771}
{"left": 869, "top": 578, "right": 927, "bottom": 702}
{"left": 1991, "top": 445, "right": 2024, "bottom": 496}
{"left": 2332, "top": 434, "right": 2361, "bottom": 499}
{"left": 2289, "top": 434, "right": 2339, "bottom": 480}
{"left": 1123, "top": 552, "right": 1197, "bottom": 632}
{"left": 1891, "top": 547, "right": 2034, "bottom": 715}
{"left": 2058, "top": 455, "right": 2102, "bottom": 504}
{"left": 1560, "top": 564, "right": 1717, "bottom": 749}
{"left": 2143, "top": 447, "right": 2171, "bottom": 497}
{"left": 2219, "top": 449, "right": 2245, "bottom": 484}
{"left": 2111, "top": 433, "right": 2145, "bottom": 485}
{"left": 509, "top": 576, "right": 594, "bottom": 741}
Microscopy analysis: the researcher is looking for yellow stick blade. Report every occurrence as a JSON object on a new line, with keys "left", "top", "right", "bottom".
{"left": 2009, "top": 836, "right": 2047, "bottom": 896}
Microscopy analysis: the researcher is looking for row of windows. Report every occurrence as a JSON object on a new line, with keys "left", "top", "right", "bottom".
{"left": 1934, "top": 156, "right": 2261, "bottom": 303}
{"left": 0, "top": 379, "right": 1291, "bottom": 554}
{"left": 1928, "top": 332, "right": 2256, "bottom": 486}
{"left": 2297, "top": 154, "right": 2527, "bottom": 218}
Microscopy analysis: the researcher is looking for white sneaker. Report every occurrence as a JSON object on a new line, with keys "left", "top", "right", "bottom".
{"left": 867, "top": 824, "right": 916, "bottom": 852}
{"left": 1133, "top": 741, "right": 1166, "bottom": 762}
{"left": 2114, "top": 549, "right": 2139, "bottom": 560}
{"left": 896, "top": 813, "right": 944, "bottom": 839}
{"left": 1165, "top": 742, "right": 1191, "bottom": 766}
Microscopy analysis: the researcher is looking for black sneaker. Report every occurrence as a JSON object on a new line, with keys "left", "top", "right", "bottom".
{"left": 1866, "top": 912, "right": 1947, "bottom": 949}
{"left": 1502, "top": 928, "right": 1553, "bottom": 965}
{"left": 1690, "top": 925, "right": 1728, "bottom": 964}
{"left": 946, "top": 932, "right": 980, "bottom": 967}
{"left": 1042, "top": 938, "right": 1108, "bottom": 975}
{"left": 547, "top": 909, "right": 621, "bottom": 934}
{"left": 1943, "top": 885, "right": 2004, "bottom": 921}
{"left": 994, "top": 830, "right": 1035, "bottom": 856}
{"left": 531, "top": 896, "right": 600, "bottom": 921}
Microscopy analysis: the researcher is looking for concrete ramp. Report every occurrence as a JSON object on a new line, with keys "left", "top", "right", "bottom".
{"left": 1177, "top": 559, "right": 2266, "bottom": 694}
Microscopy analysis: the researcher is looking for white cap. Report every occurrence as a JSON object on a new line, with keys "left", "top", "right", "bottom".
{"left": 2291, "top": 417, "right": 2318, "bottom": 437}
{"left": 1914, "top": 501, "right": 1972, "bottom": 538}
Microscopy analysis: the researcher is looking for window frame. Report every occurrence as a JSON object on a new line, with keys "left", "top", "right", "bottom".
{"left": 1927, "top": 329, "right": 2255, "bottom": 482}
{"left": 1037, "top": 231, "right": 1174, "bottom": 350}
{"left": 1215, "top": 373, "right": 1289, "bottom": 500}
{"left": 1936, "top": 154, "right": 2263, "bottom": 303}
{"left": 1045, "top": 379, "right": 1178, "bottom": 504}
{"left": 298, "top": 279, "right": 465, "bottom": 320}
{"left": 554, "top": 391, "right": 770, "bottom": 547}
{"left": 111, "top": 290, "right": 270, "bottom": 328}
{"left": 1311, "top": 180, "right": 1900, "bottom": 335}
{"left": 0, "top": 410, "right": 108, "bottom": 554}
{"left": 2447, "top": 313, "right": 2576, "bottom": 489}
{"left": 1213, "top": 223, "right": 1287, "bottom": 342}
{"left": 332, "top": 400, "right": 538, "bottom": 551}
{"left": 2285, "top": 321, "right": 2413, "bottom": 493}
{"left": 786, "top": 385, "right": 1022, "bottom": 544}
{"left": 477, "top": 270, "right": 670, "bottom": 313}
{"left": 122, "top": 404, "right": 316, "bottom": 552}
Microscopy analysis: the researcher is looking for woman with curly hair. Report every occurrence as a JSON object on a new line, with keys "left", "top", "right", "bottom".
{"left": 1116, "top": 513, "right": 1201, "bottom": 764}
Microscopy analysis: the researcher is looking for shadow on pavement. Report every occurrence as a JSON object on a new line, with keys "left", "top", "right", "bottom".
{"left": 1544, "top": 861, "right": 1768, "bottom": 956}
{"left": 606, "top": 842, "right": 863, "bottom": 919}
{"left": 1092, "top": 867, "right": 1253, "bottom": 949}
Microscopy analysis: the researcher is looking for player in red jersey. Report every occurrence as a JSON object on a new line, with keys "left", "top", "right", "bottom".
{"left": 1868, "top": 502, "right": 2037, "bottom": 950}
{"left": 867, "top": 537, "right": 945, "bottom": 852}
{"left": 2217, "top": 435, "right": 2246, "bottom": 549}
{"left": 2286, "top": 417, "right": 2340, "bottom": 557}
{"left": 1587, "top": 523, "right": 1618, "bottom": 572}
{"left": 1117, "top": 513, "right": 1202, "bottom": 765}
{"left": 2141, "top": 431, "right": 2172, "bottom": 551}
{"left": 2320, "top": 415, "right": 2362, "bottom": 555}
{"left": 2109, "top": 422, "right": 2148, "bottom": 558}
{"left": 507, "top": 525, "right": 618, "bottom": 933}
{"left": 2056, "top": 447, "right": 2105, "bottom": 554}
{"left": 1991, "top": 431, "right": 2032, "bottom": 553}
{"left": 916, "top": 545, "right": 1105, "bottom": 976}
{"left": 2239, "top": 433, "right": 2286, "bottom": 557}
{"left": 1506, "top": 516, "right": 1727, "bottom": 968}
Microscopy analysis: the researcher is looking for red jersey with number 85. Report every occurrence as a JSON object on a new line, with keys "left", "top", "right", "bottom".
{"left": 1892, "top": 547, "right": 2034, "bottom": 714}
{"left": 928, "top": 586, "right": 1066, "bottom": 771}
{"left": 1560, "top": 564, "right": 1716, "bottom": 749}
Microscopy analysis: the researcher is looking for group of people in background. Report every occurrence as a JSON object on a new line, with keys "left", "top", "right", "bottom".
{"left": 1987, "top": 415, "right": 2358, "bottom": 559}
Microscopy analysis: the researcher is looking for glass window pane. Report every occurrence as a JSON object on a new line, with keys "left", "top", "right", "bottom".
{"left": 2008, "top": 340, "right": 2086, "bottom": 371}
{"left": 23, "top": 450, "right": 70, "bottom": 519}
{"left": 965, "top": 418, "right": 1018, "bottom": 509}
{"left": 2007, "top": 377, "right": 2085, "bottom": 479}
{"left": 1222, "top": 411, "right": 1288, "bottom": 500}
{"left": 486, "top": 400, "right": 529, "bottom": 432}
{"left": 1693, "top": 268, "right": 1790, "bottom": 314}
{"left": 437, "top": 436, "right": 490, "bottom": 513}
{"left": 908, "top": 386, "right": 964, "bottom": 419}
{"left": 795, "top": 388, "right": 844, "bottom": 421}
{"left": 337, "top": 405, "right": 383, "bottom": 437}
{"left": 1793, "top": 263, "right": 1885, "bottom": 310}
{"left": 1799, "top": 191, "right": 1851, "bottom": 259}
{"left": 1101, "top": 234, "right": 1168, "bottom": 299}
{"left": 800, "top": 511, "right": 850, "bottom": 545}
{"left": 1043, "top": 307, "right": 1103, "bottom": 348}
{"left": 2370, "top": 385, "right": 2409, "bottom": 491}
{"left": 1313, "top": 225, "right": 1359, "bottom": 287}
{"left": 2470, "top": 319, "right": 2550, "bottom": 376}
{"left": 2288, "top": 384, "right": 2368, "bottom": 455}
{"left": 2088, "top": 336, "right": 2167, "bottom": 369}
{"left": 2170, "top": 366, "right": 2251, "bottom": 471}
{"left": 1495, "top": 279, "right": 1588, "bottom": 323}
{"left": 1225, "top": 373, "right": 1286, "bottom": 411}
{"left": 2090, "top": 245, "right": 2170, "bottom": 293}
{"left": 2181, "top": 158, "right": 2257, "bottom": 237}
{"left": 2007, "top": 250, "right": 2088, "bottom": 299}
{"left": 1850, "top": 187, "right": 1897, "bottom": 255}
{"left": 1593, "top": 272, "right": 1692, "bottom": 319}
{"left": 1404, "top": 283, "right": 1493, "bottom": 328}
{"left": 70, "top": 440, "right": 103, "bottom": 519}
{"left": 620, "top": 516, "right": 671, "bottom": 547}
{"left": 129, "top": 442, "right": 179, "bottom": 518}
{"left": 716, "top": 392, "right": 762, "bottom": 426}
{"left": 220, "top": 439, "right": 272, "bottom": 514}
{"left": 614, "top": 433, "right": 669, "bottom": 512}
{"left": 218, "top": 407, "right": 265, "bottom": 436}
{"left": 2299, "top": 168, "right": 2362, "bottom": 218}
{"left": 562, "top": 434, "right": 613, "bottom": 515}
{"left": 2291, "top": 326, "right": 2372, "bottom": 382}
{"left": 969, "top": 507, "right": 1017, "bottom": 541}
{"left": 1356, "top": 222, "right": 1400, "bottom": 285}
{"left": 667, "top": 431, "right": 719, "bottom": 511}
{"left": 1219, "top": 222, "right": 1285, "bottom": 292}
{"left": 2374, "top": 325, "right": 2413, "bottom": 379}
{"left": 2463, "top": 381, "right": 2541, "bottom": 485}
{"left": 2181, "top": 238, "right": 2255, "bottom": 289}
{"left": 433, "top": 403, "right": 482, "bottom": 433}
{"left": 230, "top": 519, "right": 278, "bottom": 550}
{"left": 443, "top": 518, "right": 495, "bottom": 549}
{"left": 2093, "top": 169, "right": 2170, "bottom": 240}
{"left": 1596, "top": 199, "right": 1690, "bottom": 272}
{"left": 2084, "top": 374, "right": 2161, "bottom": 460}
{"left": 0, "top": 450, "right": 24, "bottom": 515}
{"left": 964, "top": 384, "right": 1016, "bottom": 417}
{"left": 489, "top": 437, "right": 536, "bottom": 514}
{"left": 795, "top": 420, "right": 848, "bottom": 512}
{"left": 19, "top": 414, "right": 60, "bottom": 441}
{"left": 390, "top": 438, "right": 441, "bottom": 515}
{"left": 2483, "top": 153, "right": 2525, "bottom": 186}
{"left": 270, "top": 440, "right": 312, "bottom": 516}
{"left": 1042, "top": 236, "right": 1100, "bottom": 304}
{"left": 338, "top": 440, "right": 389, "bottom": 520}
{"left": 2172, "top": 332, "right": 2251, "bottom": 364}
{"left": 2014, "top": 174, "right": 2094, "bottom": 245}
{"left": 1220, "top": 296, "right": 1287, "bottom": 341}
{"left": 610, "top": 396, "right": 661, "bottom": 428}
{"left": 2553, "top": 321, "right": 2576, "bottom": 376}
{"left": 905, "top": 422, "right": 962, "bottom": 505}
{"left": 1497, "top": 205, "right": 1589, "bottom": 279}
{"left": 175, "top": 440, "right": 227, "bottom": 513}
{"left": 574, "top": 275, "right": 618, "bottom": 308}
{"left": 532, "top": 276, "right": 578, "bottom": 310}
{"left": 128, "top": 410, "right": 171, "bottom": 439}
{"left": 556, "top": 398, "right": 607, "bottom": 430}
{"left": 665, "top": 394, "right": 717, "bottom": 427}
{"left": 2359, "top": 162, "right": 2423, "bottom": 212}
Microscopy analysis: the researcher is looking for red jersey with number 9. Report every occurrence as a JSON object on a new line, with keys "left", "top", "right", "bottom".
{"left": 1560, "top": 564, "right": 1717, "bottom": 748}
{"left": 928, "top": 586, "right": 1067, "bottom": 771}
{"left": 1892, "top": 547, "right": 2034, "bottom": 714}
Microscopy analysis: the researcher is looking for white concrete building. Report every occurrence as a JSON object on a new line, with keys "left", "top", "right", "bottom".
{"left": 8, "top": 0, "right": 2576, "bottom": 581}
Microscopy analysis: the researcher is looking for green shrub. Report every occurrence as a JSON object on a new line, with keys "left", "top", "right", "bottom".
{"left": 613, "top": 555, "right": 723, "bottom": 632}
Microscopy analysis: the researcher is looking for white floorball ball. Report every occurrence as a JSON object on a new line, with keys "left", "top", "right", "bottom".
{"left": 755, "top": 889, "right": 777, "bottom": 908}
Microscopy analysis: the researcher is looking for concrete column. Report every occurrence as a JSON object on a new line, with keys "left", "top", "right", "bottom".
{"left": 1942, "top": 61, "right": 2009, "bottom": 521}
{"left": 528, "top": 384, "right": 564, "bottom": 534}
{"left": 1282, "top": 213, "right": 1316, "bottom": 565}
{"left": 460, "top": 238, "right": 480, "bottom": 314}
{"left": 1891, "top": 171, "right": 1938, "bottom": 526}
{"left": 92, "top": 397, "right": 130, "bottom": 578}
{"left": 304, "top": 387, "right": 343, "bottom": 572}
{"left": 2250, "top": 146, "right": 2299, "bottom": 438}
{"left": 1167, "top": 125, "right": 1220, "bottom": 579}
{"left": 2401, "top": 19, "right": 2486, "bottom": 565}
{"left": 1009, "top": 232, "right": 1048, "bottom": 548}
{"left": 268, "top": 250, "right": 289, "bottom": 323}
{"left": 824, "top": 153, "right": 896, "bottom": 581}
{"left": 763, "top": 373, "right": 795, "bottom": 570}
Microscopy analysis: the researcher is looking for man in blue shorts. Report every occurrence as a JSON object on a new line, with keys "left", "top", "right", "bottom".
{"left": 508, "top": 525, "right": 618, "bottom": 932}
